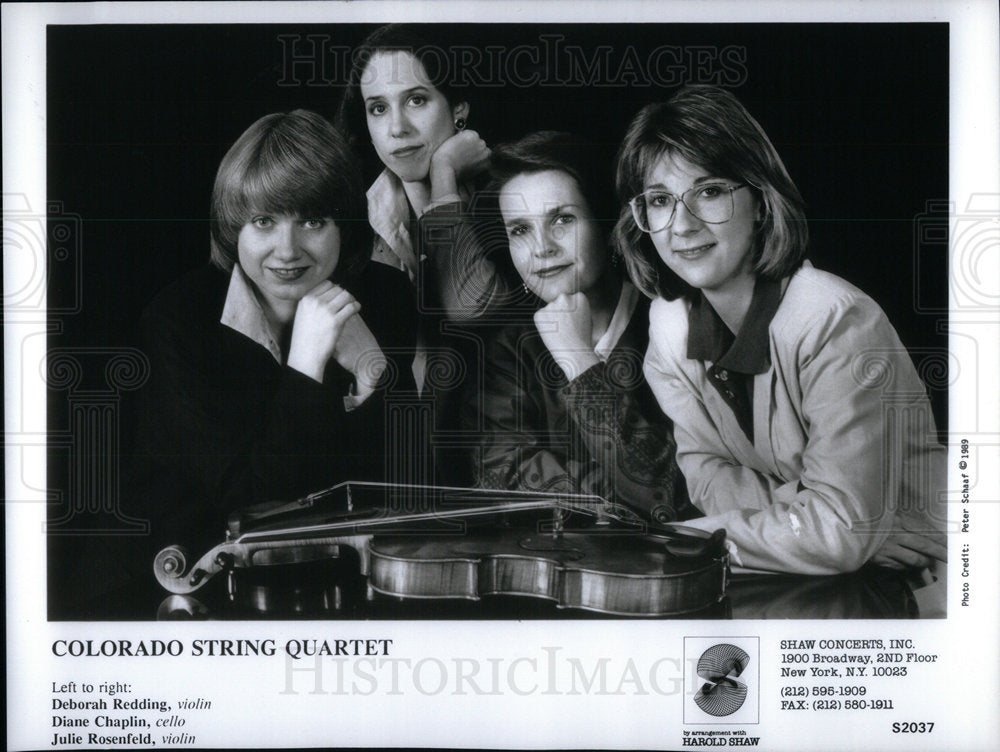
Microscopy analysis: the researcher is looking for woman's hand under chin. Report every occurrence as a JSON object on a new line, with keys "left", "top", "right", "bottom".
{"left": 332, "top": 311, "right": 386, "bottom": 394}
{"left": 428, "top": 129, "right": 490, "bottom": 202}
{"left": 533, "top": 292, "right": 601, "bottom": 382}
{"left": 286, "top": 280, "right": 383, "bottom": 385}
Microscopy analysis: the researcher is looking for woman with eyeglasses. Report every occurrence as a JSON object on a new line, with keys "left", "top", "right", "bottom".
{"left": 474, "top": 132, "right": 692, "bottom": 523}
{"left": 616, "top": 86, "right": 946, "bottom": 575}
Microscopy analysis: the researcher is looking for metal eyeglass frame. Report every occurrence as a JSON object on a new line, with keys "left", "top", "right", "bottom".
{"left": 629, "top": 183, "right": 750, "bottom": 233}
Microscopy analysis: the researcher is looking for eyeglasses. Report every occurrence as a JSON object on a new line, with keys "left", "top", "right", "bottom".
{"left": 629, "top": 183, "right": 749, "bottom": 233}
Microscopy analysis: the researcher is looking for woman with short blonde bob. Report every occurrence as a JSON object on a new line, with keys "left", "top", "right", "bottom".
{"left": 616, "top": 86, "right": 945, "bottom": 575}
{"left": 134, "top": 110, "right": 416, "bottom": 553}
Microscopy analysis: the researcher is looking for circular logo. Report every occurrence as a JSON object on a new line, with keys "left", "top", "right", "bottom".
{"left": 694, "top": 643, "right": 749, "bottom": 717}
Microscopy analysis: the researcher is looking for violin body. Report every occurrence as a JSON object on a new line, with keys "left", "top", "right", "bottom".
{"left": 153, "top": 482, "right": 729, "bottom": 617}
{"left": 370, "top": 531, "right": 727, "bottom": 616}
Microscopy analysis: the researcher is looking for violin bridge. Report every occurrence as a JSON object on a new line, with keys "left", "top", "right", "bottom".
{"left": 550, "top": 507, "right": 564, "bottom": 539}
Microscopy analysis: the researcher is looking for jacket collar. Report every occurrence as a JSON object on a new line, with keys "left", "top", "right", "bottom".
{"left": 219, "top": 265, "right": 283, "bottom": 364}
{"left": 686, "top": 276, "right": 782, "bottom": 375}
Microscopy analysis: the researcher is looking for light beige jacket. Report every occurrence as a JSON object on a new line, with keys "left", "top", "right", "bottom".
{"left": 644, "top": 265, "right": 946, "bottom": 574}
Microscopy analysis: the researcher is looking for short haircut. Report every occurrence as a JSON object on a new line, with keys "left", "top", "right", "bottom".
{"left": 337, "top": 24, "right": 470, "bottom": 151}
{"left": 209, "top": 109, "right": 369, "bottom": 285}
{"left": 614, "top": 85, "right": 808, "bottom": 300}
{"left": 487, "top": 130, "right": 618, "bottom": 239}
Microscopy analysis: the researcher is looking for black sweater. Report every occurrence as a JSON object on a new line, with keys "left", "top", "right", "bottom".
{"left": 128, "top": 262, "right": 418, "bottom": 555}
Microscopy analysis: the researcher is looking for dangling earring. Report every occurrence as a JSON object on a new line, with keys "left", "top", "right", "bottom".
{"left": 454, "top": 117, "right": 466, "bottom": 131}
{"left": 522, "top": 282, "right": 530, "bottom": 295}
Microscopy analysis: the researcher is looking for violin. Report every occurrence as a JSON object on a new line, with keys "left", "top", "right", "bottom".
{"left": 153, "top": 482, "right": 728, "bottom": 617}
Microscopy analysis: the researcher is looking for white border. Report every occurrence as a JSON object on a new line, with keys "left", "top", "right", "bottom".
{"left": 5, "top": 2, "right": 999, "bottom": 750}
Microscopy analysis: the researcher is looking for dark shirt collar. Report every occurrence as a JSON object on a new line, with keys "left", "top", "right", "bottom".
{"left": 686, "top": 276, "right": 782, "bottom": 375}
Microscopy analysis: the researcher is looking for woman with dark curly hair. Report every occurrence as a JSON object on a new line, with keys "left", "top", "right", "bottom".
{"left": 337, "top": 24, "right": 514, "bottom": 322}
{"left": 338, "top": 25, "right": 522, "bottom": 484}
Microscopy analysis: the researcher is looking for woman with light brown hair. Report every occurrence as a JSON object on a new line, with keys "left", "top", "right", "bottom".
{"left": 616, "top": 86, "right": 946, "bottom": 575}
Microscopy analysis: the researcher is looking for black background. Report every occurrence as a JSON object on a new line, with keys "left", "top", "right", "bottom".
{"left": 45, "top": 23, "right": 949, "bottom": 616}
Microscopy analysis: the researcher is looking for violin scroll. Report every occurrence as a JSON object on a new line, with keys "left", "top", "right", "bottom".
{"left": 153, "top": 545, "right": 193, "bottom": 592}
{"left": 153, "top": 544, "right": 232, "bottom": 594}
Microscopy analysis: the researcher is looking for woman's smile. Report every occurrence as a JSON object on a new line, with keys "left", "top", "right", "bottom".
{"left": 534, "top": 263, "right": 573, "bottom": 279}
{"left": 265, "top": 265, "right": 311, "bottom": 281}
{"left": 670, "top": 242, "right": 717, "bottom": 261}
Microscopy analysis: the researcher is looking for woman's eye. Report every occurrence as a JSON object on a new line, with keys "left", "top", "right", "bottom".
{"left": 408, "top": 95, "right": 426, "bottom": 107}
{"left": 553, "top": 213, "right": 575, "bottom": 226}
{"left": 300, "top": 219, "right": 326, "bottom": 230}
{"left": 251, "top": 216, "right": 273, "bottom": 228}
{"left": 368, "top": 103, "right": 386, "bottom": 116}
{"left": 647, "top": 192, "right": 672, "bottom": 208}
{"left": 507, "top": 225, "right": 528, "bottom": 238}
{"left": 698, "top": 185, "right": 725, "bottom": 199}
